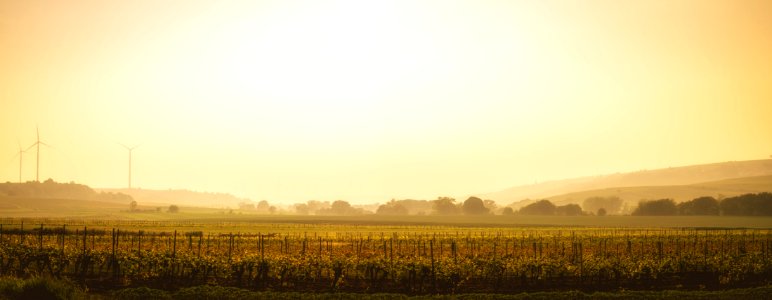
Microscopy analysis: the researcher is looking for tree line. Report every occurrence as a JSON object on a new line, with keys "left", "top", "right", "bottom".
{"left": 632, "top": 193, "right": 772, "bottom": 216}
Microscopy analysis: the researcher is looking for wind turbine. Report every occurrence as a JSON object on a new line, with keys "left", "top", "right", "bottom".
{"left": 25, "top": 126, "right": 50, "bottom": 182}
{"left": 120, "top": 143, "right": 140, "bottom": 189}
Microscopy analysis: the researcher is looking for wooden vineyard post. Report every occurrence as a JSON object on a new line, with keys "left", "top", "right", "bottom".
{"left": 173, "top": 230, "right": 177, "bottom": 258}
{"left": 38, "top": 223, "right": 43, "bottom": 251}
{"left": 228, "top": 233, "right": 233, "bottom": 262}
{"left": 111, "top": 229, "right": 115, "bottom": 258}
{"left": 260, "top": 234, "right": 265, "bottom": 261}
{"left": 198, "top": 235, "right": 202, "bottom": 257}
{"left": 452, "top": 240, "right": 457, "bottom": 264}
{"left": 60, "top": 224, "right": 66, "bottom": 255}
{"left": 430, "top": 239, "right": 435, "bottom": 291}
{"left": 82, "top": 227, "right": 87, "bottom": 255}
{"left": 389, "top": 238, "right": 394, "bottom": 283}
{"left": 206, "top": 233, "right": 211, "bottom": 255}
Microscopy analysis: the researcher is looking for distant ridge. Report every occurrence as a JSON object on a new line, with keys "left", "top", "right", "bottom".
{"left": 547, "top": 174, "right": 772, "bottom": 213}
{"left": 477, "top": 159, "right": 772, "bottom": 206}
{"left": 96, "top": 188, "right": 250, "bottom": 208}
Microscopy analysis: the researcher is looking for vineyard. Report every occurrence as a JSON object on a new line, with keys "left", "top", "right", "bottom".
{"left": 0, "top": 220, "right": 771, "bottom": 294}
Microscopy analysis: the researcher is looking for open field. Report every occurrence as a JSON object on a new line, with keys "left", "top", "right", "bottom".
{"left": 1, "top": 218, "right": 772, "bottom": 297}
{"left": 4, "top": 214, "right": 772, "bottom": 232}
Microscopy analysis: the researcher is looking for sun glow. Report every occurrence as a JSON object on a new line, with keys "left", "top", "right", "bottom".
{"left": 1, "top": 0, "right": 771, "bottom": 203}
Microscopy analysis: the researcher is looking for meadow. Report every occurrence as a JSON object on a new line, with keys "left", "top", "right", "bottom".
{"left": 0, "top": 217, "right": 771, "bottom": 298}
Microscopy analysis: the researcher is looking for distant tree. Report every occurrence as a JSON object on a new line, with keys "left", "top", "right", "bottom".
{"left": 129, "top": 200, "right": 138, "bottom": 211}
{"left": 316, "top": 200, "right": 365, "bottom": 215}
{"left": 483, "top": 199, "right": 497, "bottom": 212}
{"left": 156, "top": 207, "right": 161, "bottom": 213}
{"left": 330, "top": 200, "right": 352, "bottom": 215}
{"left": 257, "top": 200, "right": 270, "bottom": 212}
{"left": 632, "top": 199, "right": 677, "bottom": 216}
{"left": 306, "top": 200, "right": 330, "bottom": 215}
{"left": 168, "top": 205, "right": 179, "bottom": 213}
{"left": 519, "top": 200, "right": 556, "bottom": 215}
{"left": 582, "top": 196, "right": 623, "bottom": 215}
{"left": 294, "top": 203, "right": 310, "bottom": 215}
{"left": 678, "top": 196, "right": 719, "bottom": 215}
{"left": 461, "top": 197, "right": 489, "bottom": 215}
{"left": 432, "top": 197, "right": 460, "bottom": 215}
{"left": 555, "top": 204, "right": 583, "bottom": 216}
{"left": 377, "top": 200, "right": 409, "bottom": 215}
{"left": 391, "top": 199, "right": 434, "bottom": 215}
{"left": 239, "top": 202, "right": 256, "bottom": 210}
{"left": 269, "top": 206, "right": 277, "bottom": 214}
{"left": 597, "top": 208, "right": 607, "bottom": 216}
{"left": 501, "top": 207, "right": 515, "bottom": 216}
{"left": 720, "top": 193, "right": 772, "bottom": 216}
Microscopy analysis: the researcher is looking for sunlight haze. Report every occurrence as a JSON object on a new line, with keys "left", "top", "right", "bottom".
{"left": 1, "top": 0, "right": 771, "bottom": 204}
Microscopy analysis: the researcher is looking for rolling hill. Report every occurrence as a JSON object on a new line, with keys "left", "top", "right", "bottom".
{"left": 477, "top": 159, "right": 772, "bottom": 206}
{"left": 96, "top": 188, "right": 251, "bottom": 208}
{"left": 544, "top": 174, "right": 772, "bottom": 213}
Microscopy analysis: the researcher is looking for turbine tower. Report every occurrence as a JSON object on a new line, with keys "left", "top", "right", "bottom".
{"left": 120, "top": 144, "right": 139, "bottom": 189}
{"left": 25, "top": 127, "right": 49, "bottom": 182}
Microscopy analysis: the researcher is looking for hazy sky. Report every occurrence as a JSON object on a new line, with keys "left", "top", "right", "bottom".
{"left": 1, "top": 0, "right": 771, "bottom": 205}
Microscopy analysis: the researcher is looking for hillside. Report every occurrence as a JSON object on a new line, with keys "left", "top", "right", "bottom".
{"left": 477, "top": 159, "right": 772, "bottom": 206}
{"left": 96, "top": 188, "right": 250, "bottom": 208}
{"left": 543, "top": 174, "right": 772, "bottom": 213}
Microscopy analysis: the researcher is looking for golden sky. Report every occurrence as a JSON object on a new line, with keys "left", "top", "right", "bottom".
{"left": 1, "top": 0, "right": 771, "bottom": 204}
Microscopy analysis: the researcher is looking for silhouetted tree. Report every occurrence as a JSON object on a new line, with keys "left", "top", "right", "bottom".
{"left": 582, "top": 196, "right": 623, "bottom": 215}
{"left": 432, "top": 197, "right": 460, "bottom": 215}
{"left": 294, "top": 203, "right": 310, "bottom": 215}
{"left": 390, "top": 199, "right": 434, "bottom": 215}
{"left": 306, "top": 200, "right": 330, "bottom": 215}
{"left": 555, "top": 204, "right": 583, "bottom": 216}
{"left": 168, "top": 205, "right": 179, "bottom": 213}
{"left": 129, "top": 200, "right": 138, "bottom": 211}
{"left": 483, "top": 199, "right": 497, "bottom": 212}
{"left": 330, "top": 200, "right": 352, "bottom": 215}
{"left": 519, "top": 200, "right": 556, "bottom": 215}
{"left": 632, "top": 199, "right": 677, "bottom": 216}
{"left": 678, "top": 196, "right": 719, "bottom": 215}
{"left": 720, "top": 193, "right": 772, "bottom": 216}
{"left": 238, "top": 202, "right": 256, "bottom": 210}
{"left": 377, "top": 200, "right": 409, "bottom": 215}
{"left": 502, "top": 207, "right": 515, "bottom": 215}
{"left": 257, "top": 200, "right": 270, "bottom": 212}
{"left": 597, "top": 208, "right": 607, "bottom": 216}
{"left": 461, "top": 197, "right": 489, "bottom": 215}
{"left": 315, "top": 200, "right": 365, "bottom": 215}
